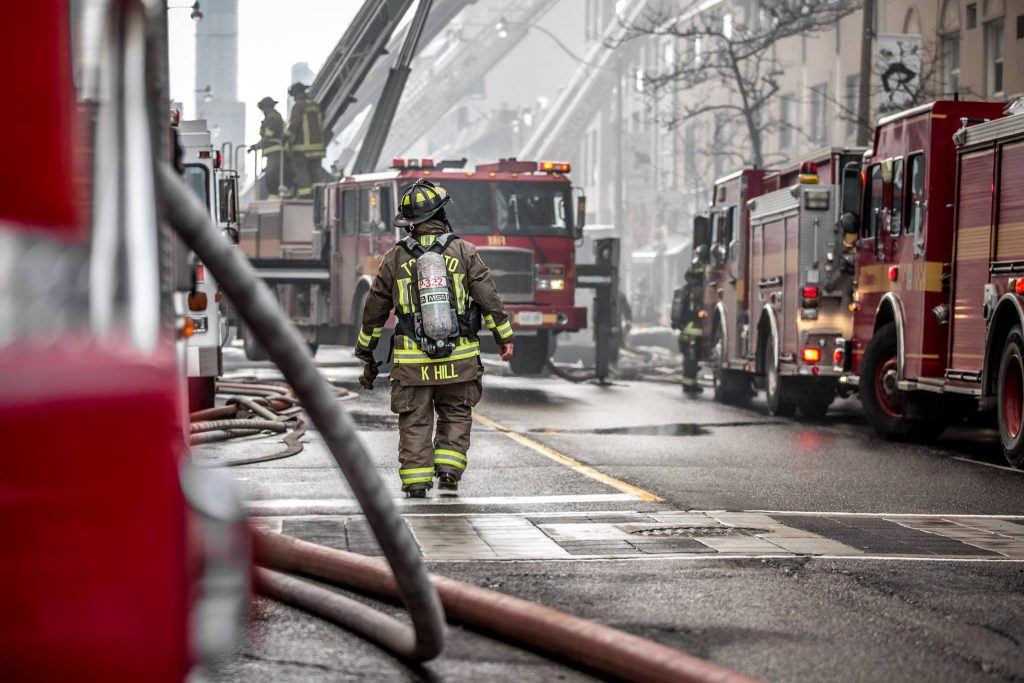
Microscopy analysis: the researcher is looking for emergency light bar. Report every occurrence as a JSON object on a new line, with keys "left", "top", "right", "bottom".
{"left": 391, "top": 157, "right": 435, "bottom": 169}
{"left": 539, "top": 161, "right": 571, "bottom": 173}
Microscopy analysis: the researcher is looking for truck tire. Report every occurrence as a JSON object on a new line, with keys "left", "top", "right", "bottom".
{"left": 510, "top": 333, "right": 550, "bottom": 376}
{"left": 858, "top": 322, "right": 943, "bottom": 441}
{"left": 714, "top": 369, "right": 752, "bottom": 405}
{"left": 997, "top": 326, "right": 1024, "bottom": 466}
{"left": 242, "top": 323, "right": 268, "bottom": 361}
{"left": 765, "top": 333, "right": 795, "bottom": 417}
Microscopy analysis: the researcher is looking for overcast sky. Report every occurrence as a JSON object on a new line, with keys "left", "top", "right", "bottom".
{"left": 168, "top": 0, "right": 360, "bottom": 147}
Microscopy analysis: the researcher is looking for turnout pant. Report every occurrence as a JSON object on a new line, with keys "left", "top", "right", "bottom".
{"left": 390, "top": 378, "right": 483, "bottom": 490}
{"left": 291, "top": 153, "right": 322, "bottom": 199}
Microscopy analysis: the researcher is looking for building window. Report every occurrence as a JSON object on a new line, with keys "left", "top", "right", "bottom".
{"left": 967, "top": 3, "right": 978, "bottom": 29}
{"left": 987, "top": 20, "right": 1004, "bottom": 94}
{"left": 779, "top": 93, "right": 796, "bottom": 152}
{"left": 844, "top": 74, "right": 860, "bottom": 141}
{"left": 1018, "top": 14, "right": 1024, "bottom": 39}
{"left": 809, "top": 83, "right": 828, "bottom": 146}
{"left": 941, "top": 33, "right": 961, "bottom": 95}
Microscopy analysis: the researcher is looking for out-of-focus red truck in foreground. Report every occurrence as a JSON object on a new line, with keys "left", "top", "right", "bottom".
{"left": 1, "top": 2, "right": 249, "bottom": 680}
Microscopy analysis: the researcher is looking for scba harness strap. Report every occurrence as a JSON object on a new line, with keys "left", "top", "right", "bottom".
{"left": 394, "top": 233, "right": 482, "bottom": 360}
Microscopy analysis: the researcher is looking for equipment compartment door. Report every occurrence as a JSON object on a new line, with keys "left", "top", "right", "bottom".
{"left": 949, "top": 149, "right": 996, "bottom": 375}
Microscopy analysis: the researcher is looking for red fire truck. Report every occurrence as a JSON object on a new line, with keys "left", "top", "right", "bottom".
{"left": 846, "top": 100, "right": 1008, "bottom": 441}
{"left": 240, "top": 157, "right": 587, "bottom": 375}
{"left": 698, "top": 148, "right": 863, "bottom": 413}
{"left": 947, "top": 110, "right": 1024, "bottom": 465}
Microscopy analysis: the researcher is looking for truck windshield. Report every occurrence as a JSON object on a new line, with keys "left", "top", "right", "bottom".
{"left": 184, "top": 164, "right": 209, "bottom": 209}
{"left": 496, "top": 182, "right": 571, "bottom": 237}
{"left": 436, "top": 180, "right": 494, "bottom": 234}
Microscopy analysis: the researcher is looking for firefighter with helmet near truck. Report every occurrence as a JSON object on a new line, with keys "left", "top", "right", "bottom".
{"left": 250, "top": 96, "right": 288, "bottom": 199}
{"left": 671, "top": 252, "right": 706, "bottom": 396}
{"left": 286, "top": 82, "right": 325, "bottom": 199}
{"left": 355, "top": 179, "right": 515, "bottom": 498}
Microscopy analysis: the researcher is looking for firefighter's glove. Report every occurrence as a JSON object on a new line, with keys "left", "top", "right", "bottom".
{"left": 359, "top": 361, "right": 381, "bottom": 391}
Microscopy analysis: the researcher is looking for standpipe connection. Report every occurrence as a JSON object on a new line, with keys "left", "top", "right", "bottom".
{"left": 158, "top": 163, "right": 445, "bottom": 662}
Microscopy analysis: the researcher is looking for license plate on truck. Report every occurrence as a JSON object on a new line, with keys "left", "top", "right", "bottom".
{"left": 515, "top": 311, "right": 543, "bottom": 326}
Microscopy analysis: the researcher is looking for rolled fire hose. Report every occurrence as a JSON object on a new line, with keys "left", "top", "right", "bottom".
{"left": 157, "top": 163, "right": 445, "bottom": 662}
{"left": 254, "top": 529, "right": 758, "bottom": 683}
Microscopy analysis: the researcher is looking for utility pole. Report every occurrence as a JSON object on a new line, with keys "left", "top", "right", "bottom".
{"left": 856, "top": 0, "right": 874, "bottom": 147}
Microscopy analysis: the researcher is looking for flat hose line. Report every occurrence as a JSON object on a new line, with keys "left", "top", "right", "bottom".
{"left": 254, "top": 529, "right": 759, "bottom": 683}
{"left": 158, "top": 163, "right": 445, "bottom": 662}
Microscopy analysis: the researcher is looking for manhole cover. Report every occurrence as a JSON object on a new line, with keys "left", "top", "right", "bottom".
{"left": 630, "top": 526, "right": 768, "bottom": 538}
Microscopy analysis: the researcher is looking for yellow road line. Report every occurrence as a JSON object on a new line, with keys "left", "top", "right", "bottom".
{"left": 473, "top": 412, "right": 662, "bottom": 502}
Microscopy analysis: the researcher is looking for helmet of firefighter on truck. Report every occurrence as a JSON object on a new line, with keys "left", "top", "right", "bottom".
{"left": 394, "top": 179, "right": 453, "bottom": 230}
{"left": 288, "top": 82, "right": 308, "bottom": 97}
{"left": 257, "top": 96, "right": 278, "bottom": 110}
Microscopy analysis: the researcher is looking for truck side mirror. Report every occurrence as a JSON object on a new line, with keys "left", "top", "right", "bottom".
{"left": 839, "top": 211, "right": 859, "bottom": 235}
{"left": 693, "top": 215, "right": 710, "bottom": 246}
{"left": 574, "top": 194, "right": 586, "bottom": 239}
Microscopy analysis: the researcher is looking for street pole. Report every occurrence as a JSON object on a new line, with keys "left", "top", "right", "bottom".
{"left": 856, "top": 0, "right": 874, "bottom": 147}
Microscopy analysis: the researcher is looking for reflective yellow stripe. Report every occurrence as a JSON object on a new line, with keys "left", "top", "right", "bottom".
{"left": 453, "top": 273, "right": 465, "bottom": 313}
{"left": 495, "top": 321, "right": 513, "bottom": 339}
{"left": 371, "top": 327, "right": 384, "bottom": 339}
{"left": 483, "top": 314, "right": 496, "bottom": 329}
{"left": 357, "top": 330, "right": 372, "bottom": 348}
{"left": 420, "top": 234, "right": 435, "bottom": 246}
{"left": 434, "top": 456, "right": 466, "bottom": 471}
{"left": 393, "top": 343, "right": 480, "bottom": 364}
{"left": 434, "top": 449, "right": 466, "bottom": 464}
{"left": 399, "top": 466, "right": 435, "bottom": 484}
{"left": 397, "top": 278, "right": 410, "bottom": 313}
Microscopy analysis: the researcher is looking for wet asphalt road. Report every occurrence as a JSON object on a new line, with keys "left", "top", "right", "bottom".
{"left": 199, "top": 345, "right": 1024, "bottom": 683}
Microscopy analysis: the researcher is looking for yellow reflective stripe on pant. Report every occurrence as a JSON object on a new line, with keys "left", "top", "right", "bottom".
{"left": 399, "top": 467, "right": 434, "bottom": 485}
{"left": 357, "top": 329, "right": 373, "bottom": 348}
{"left": 393, "top": 341, "right": 480, "bottom": 364}
{"left": 682, "top": 322, "right": 702, "bottom": 337}
{"left": 495, "top": 320, "right": 513, "bottom": 340}
{"left": 434, "top": 448, "right": 466, "bottom": 472}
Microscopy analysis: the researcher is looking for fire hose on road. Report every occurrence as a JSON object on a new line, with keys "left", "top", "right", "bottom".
{"left": 254, "top": 529, "right": 758, "bottom": 683}
{"left": 160, "top": 162, "right": 755, "bottom": 680}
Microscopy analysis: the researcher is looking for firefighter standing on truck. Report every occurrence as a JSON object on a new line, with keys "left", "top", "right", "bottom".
{"left": 672, "top": 259, "right": 705, "bottom": 396}
{"left": 251, "top": 96, "right": 287, "bottom": 199}
{"left": 355, "top": 179, "right": 515, "bottom": 498}
{"left": 286, "top": 82, "right": 325, "bottom": 199}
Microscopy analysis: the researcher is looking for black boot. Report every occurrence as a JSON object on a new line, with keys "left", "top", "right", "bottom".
{"left": 436, "top": 469, "right": 459, "bottom": 492}
{"left": 405, "top": 483, "right": 430, "bottom": 499}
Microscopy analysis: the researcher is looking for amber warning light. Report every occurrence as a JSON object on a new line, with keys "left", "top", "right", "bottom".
{"left": 540, "top": 161, "right": 571, "bottom": 173}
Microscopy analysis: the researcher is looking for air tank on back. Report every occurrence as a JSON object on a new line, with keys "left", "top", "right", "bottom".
{"left": 416, "top": 251, "right": 457, "bottom": 340}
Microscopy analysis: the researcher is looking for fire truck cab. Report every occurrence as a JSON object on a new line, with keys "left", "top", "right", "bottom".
{"left": 240, "top": 158, "right": 587, "bottom": 375}
{"left": 176, "top": 119, "right": 240, "bottom": 410}
{"left": 849, "top": 100, "right": 1007, "bottom": 440}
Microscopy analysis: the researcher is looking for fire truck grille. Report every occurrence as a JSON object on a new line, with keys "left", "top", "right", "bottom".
{"left": 478, "top": 247, "right": 534, "bottom": 303}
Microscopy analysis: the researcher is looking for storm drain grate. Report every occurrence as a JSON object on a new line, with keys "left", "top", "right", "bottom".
{"left": 630, "top": 526, "right": 769, "bottom": 538}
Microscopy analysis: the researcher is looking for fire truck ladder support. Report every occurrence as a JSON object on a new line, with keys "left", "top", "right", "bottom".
{"left": 158, "top": 163, "right": 446, "bottom": 662}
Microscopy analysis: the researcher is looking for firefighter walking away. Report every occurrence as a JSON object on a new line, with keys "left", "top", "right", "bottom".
{"left": 355, "top": 179, "right": 515, "bottom": 498}
{"left": 671, "top": 252, "right": 706, "bottom": 397}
